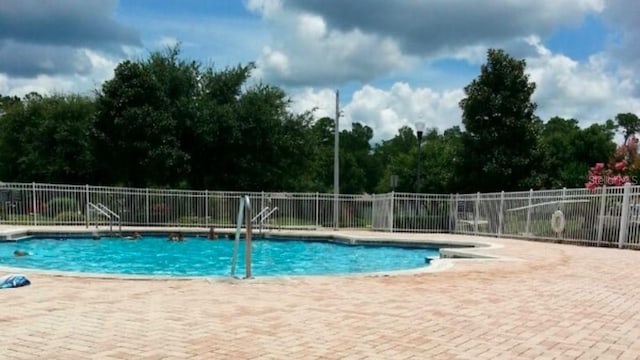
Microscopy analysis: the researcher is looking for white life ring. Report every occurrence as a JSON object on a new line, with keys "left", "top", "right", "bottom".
{"left": 551, "top": 210, "right": 565, "bottom": 234}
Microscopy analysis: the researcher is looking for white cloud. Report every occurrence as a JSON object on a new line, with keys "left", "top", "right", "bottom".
{"left": 249, "top": 0, "right": 608, "bottom": 86}
{"left": 288, "top": 38, "right": 640, "bottom": 144}
{"left": 601, "top": 0, "right": 640, "bottom": 96}
{"left": 290, "top": 83, "right": 464, "bottom": 142}
{"left": 1, "top": 49, "right": 118, "bottom": 97}
{"left": 261, "top": 46, "right": 290, "bottom": 76}
{"left": 345, "top": 84, "right": 464, "bottom": 141}
{"left": 256, "top": 24, "right": 413, "bottom": 85}
{"left": 246, "top": 0, "right": 282, "bottom": 18}
{"left": 0, "top": 0, "right": 139, "bottom": 79}
{"left": 288, "top": 87, "right": 336, "bottom": 119}
{"left": 526, "top": 38, "right": 640, "bottom": 124}
{"left": 249, "top": 0, "right": 415, "bottom": 86}
{"left": 284, "top": 0, "right": 606, "bottom": 56}
{"left": 156, "top": 36, "right": 179, "bottom": 48}
{"left": 0, "top": 73, "right": 8, "bottom": 94}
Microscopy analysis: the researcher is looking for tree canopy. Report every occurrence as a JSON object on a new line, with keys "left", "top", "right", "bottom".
{"left": 459, "top": 48, "right": 540, "bottom": 192}
{"left": 0, "top": 46, "right": 635, "bottom": 194}
{"left": 92, "top": 46, "right": 316, "bottom": 190}
{"left": 0, "top": 93, "right": 95, "bottom": 183}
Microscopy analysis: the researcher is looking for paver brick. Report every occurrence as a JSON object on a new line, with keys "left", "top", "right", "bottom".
{"left": 1, "top": 230, "right": 640, "bottom": 359}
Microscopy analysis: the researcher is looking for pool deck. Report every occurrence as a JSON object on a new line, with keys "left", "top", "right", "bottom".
{"left": 1, "top": 226, "right": 640, "bottom": 359}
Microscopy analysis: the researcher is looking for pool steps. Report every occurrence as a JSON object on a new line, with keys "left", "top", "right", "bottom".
{"left": 0, "top": 228, "right": 29, "bottom": 241}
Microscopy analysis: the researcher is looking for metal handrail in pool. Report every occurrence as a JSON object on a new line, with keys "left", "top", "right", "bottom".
{"left": 85, "top": 202, "right": 121, "bottom": 235}
{"left": 96, "top": 203, "right": 121, "bottom": 235}
{"left": 251, "top": 207, "right": 270, "bottom": 223}
{"left": 230, "top": 195, "right": 253, "bottom": 279}
{"left": 252, "top": 206, "right": 279, "bottom": 235}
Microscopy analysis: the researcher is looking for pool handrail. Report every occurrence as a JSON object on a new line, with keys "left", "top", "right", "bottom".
{"left": 245, "top": 197, "right": 253, "bottom": 279}
{"left": 251, "top": 207, "right": 270, "bottom": 223}
{"left": 252, "top": 206, "right": 279, "bottom": 235}
{"left": 85, "top": 202, "right": 121, "bottom": 235}
{"left": 263, "top": 207, "right": 278, "bottom": 223}
{"left": 96, "top": 203, "right": 121, "bottom": 235}
{"left": 230, "top": 197, "right": 245, "bottom": 277}
{"left": 230, "top": 195, "right": 253, "bottom": 279}
{"left": 86, "top": 202, "right": 112, "bottom": 232}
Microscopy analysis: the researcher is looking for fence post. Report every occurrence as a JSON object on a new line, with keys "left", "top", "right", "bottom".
{"left": 333, "top": 194, "right": 339, "bottom": 231}
{"left": 454, "top": 193, "right": 460, "bottom": 234}
{"left": 524, "top": 189, "right": 533, "bottom": 236}
{"left": 448, "top": 194, "right": 454, "bottom": 233}
{"left": 32, "top": 182, "right": 37, "bottom": 226}
{"left": 145, "top": 188, "right": 150, "bottom": 225}
{"left": 596, "top": 186, "right": 607, "bottom": 246}
{"left": 389, "top": 191, "right": 395, "bottom": 233}
{"left": 371, "top": 194, "right": 377, "bottom": 231}
{"left": 85, "top": 184, "right": 90, "bottom": 228}
{"left": 205, "top": 190, "right": 209, "bottom": 228}
{"left": 474, "top": 192, "right": 480, "bottom": 234}
{"left": 498, "top": 191, "right": 505, "bottom": 238}
{"left": 314, "top": 192, "right": 319, "bottom": 229}
{"left": 618, "top": 182, "right": 631, "bottom": 248}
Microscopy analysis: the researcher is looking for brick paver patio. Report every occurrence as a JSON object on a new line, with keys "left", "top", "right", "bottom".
{"left": 2, "top": 230, "right": 640, "bottom": 359}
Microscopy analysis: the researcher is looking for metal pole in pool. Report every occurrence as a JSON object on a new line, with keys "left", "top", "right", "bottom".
{"left": 244, "top": 196, "right": 253, "bottom": 279}
{"left": 231, "top": 197, "right": 245, "bottom": 277}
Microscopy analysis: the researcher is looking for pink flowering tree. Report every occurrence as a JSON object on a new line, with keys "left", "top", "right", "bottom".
{"left": 586, "top": 136, "right": 640, "bottom": 190}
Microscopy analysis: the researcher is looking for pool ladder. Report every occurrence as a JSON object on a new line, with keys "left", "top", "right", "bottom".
{"left": 85, "top": 202, "right": 121, "bottom": 236}
{"left": 252, "top": 206, "right": 278, "bottom": 235}
{"left": 230, "top": 195, "right": 253, "bottom": 279}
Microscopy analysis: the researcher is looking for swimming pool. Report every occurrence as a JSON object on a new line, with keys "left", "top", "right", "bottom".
{"left": 0, "top": 235, "right": 440, "bottom": 277}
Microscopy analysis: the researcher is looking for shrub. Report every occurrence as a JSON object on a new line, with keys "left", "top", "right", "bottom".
{"left": 177, "top": 216, "right": 205, "bottom": 225}
{"left": 46, "top": 197, "right": 79, "bottom": 217}
{"left": 2, "top": 214, "right": 42, "bottom": 225}
{"left": 54, "top": 211, "right": 84, "bottom": 223}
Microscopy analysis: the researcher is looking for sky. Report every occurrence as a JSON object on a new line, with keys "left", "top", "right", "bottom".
{"left": 0, "top": 0, "right": 639, "bottom": 142}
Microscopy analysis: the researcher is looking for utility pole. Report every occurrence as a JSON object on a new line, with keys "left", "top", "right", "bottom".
{"left": 333, "top": 89, "right": 340, "bottom": 230}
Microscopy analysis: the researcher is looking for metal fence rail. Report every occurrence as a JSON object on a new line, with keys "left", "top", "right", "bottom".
{"left": 442, "top": 185, "right": 637, "bottom": 249}
{"left": 1, "top": 181, "right": 639, "bottom": 249}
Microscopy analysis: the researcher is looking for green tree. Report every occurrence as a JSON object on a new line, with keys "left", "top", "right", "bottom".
{"left": 306, "top": 118, "right": 378, "bottom": 194}
{"left": 307, "top": 116, "right": 336, "bottom": 192}
{"left": 538, "top": 117, "right": 616, "bottom": 188}
{"left": 0, "top": 94, "right": 21, "bottom": 113}
{"left": 189, "top": 64, "right": 255, "bottom": 189}
{"left": 579, "top": 121, "right": 618, "bottom": 167}
{"left": 372, "top": 126, "right": 419, "bottom": 193}
{"left": 94, "top": 46, "right": 316, "bottom": 191}
{"left": 230, "top": 83, "right": 315, "bottom": 191}
{"left": 459, "top": 48, "right": 540, "bottom": 192}
{"left": 339, "top": 122, "right": 376, "bottom": 194}
{"left": 372, "top": 125, "right": 464, "bottom": 194}
{"left": 0, "top": 93, "right": 95, "bottom": 183}
{"left": 420, "top": 126, "right": 464, "bottom": 193}
{"left": 615, "top": 112, "right": 640, "bottom": 143}
{"left": 93, "top": 46, "right": 197, "bottom": 187}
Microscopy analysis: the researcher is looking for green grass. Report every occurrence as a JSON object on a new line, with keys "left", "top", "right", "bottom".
{"left": 0, "top": 214, "right": 41, "bottom": 225}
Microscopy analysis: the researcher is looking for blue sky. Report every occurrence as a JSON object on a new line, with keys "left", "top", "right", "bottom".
{"left": 0, "top": 0, "right": 638, "bottom": 141}
{"left": 546, "top": 15, "right": 609, "bottom": 61}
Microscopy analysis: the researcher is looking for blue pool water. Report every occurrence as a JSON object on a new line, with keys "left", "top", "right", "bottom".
{"left": 0, "top": 236, "right": 439, "bottom": 277}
